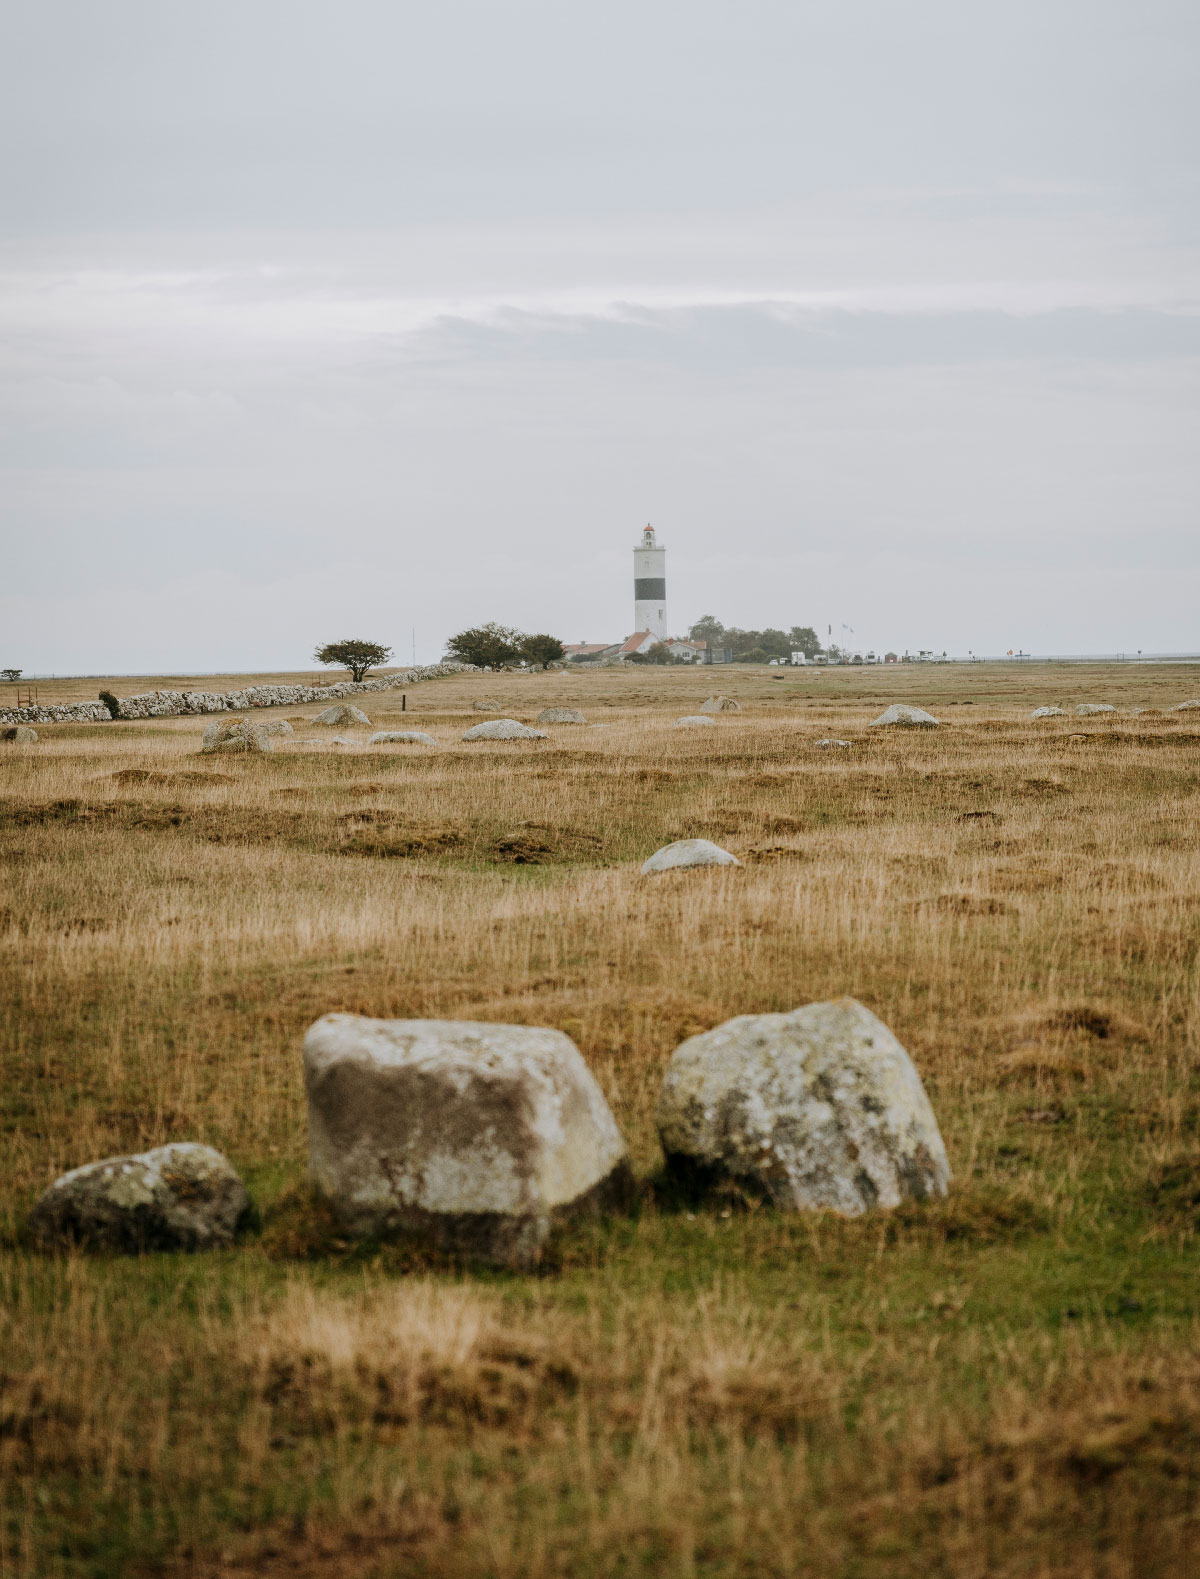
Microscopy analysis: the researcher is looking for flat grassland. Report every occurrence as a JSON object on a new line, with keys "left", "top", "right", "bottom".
{"left": 2, "top": 662, "right": 1199, "bottom": 1578}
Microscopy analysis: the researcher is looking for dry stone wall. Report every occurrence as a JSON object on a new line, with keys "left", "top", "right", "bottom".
{"left": 0, "top": 664, "right": 474, "bottom": 727}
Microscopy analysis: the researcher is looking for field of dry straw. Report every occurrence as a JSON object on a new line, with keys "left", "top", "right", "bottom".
{"left": 2, "top": 660, "right": 1199, "bottom": 1578}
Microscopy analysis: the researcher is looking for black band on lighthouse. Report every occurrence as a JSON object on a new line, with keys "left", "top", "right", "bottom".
{"left": 634, "top": 578, "right": 666, "bottom": 600}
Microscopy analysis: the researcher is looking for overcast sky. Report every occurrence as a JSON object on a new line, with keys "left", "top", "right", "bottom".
{"left": 2, "top": 0, "right": 1198, "bottom": 671}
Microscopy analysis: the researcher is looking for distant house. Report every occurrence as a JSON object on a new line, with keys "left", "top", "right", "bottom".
{"left": 563, "top": 641, "right": 621, "bottom": 663}
{"left": 884, "top": 652, "right": 899, "bottom": 663}
{"left": 667, "top": 639, "right": 706, "bottom": 663}
{"left": 618, "top": 631, "right": 655, "bottom": 660}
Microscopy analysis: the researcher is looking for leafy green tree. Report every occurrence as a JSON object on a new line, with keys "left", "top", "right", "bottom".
{"left": 733, "top": 647, "right": 770, "bottom": 664}
{"left": 759, "top": 628, "right": 791, "bottom": 660}
{"left": 445, "top": 623, "right": 524, "bottom": 670}
{"left": 313, "top": 639, "right": 393, "bottom": 682}
{"left": 688, "top": 614, "right": 725, "bottom": 646}
{"left": 520, "top": 633, "right": 566, "bottom": 670}
{"left": 787, "top": 626, "right": 822, "bottom": 658}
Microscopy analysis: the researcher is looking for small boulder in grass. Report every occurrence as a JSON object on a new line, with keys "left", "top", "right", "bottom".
{"left": 370, "top": 730, "right": 437, "bottom": 745}
{"left": 28, "top": 1143, "right": 252, "bottom": 1252}
{"left": 869, "top": 704, "right": 939, "bottom": 728}
{"left": 259, "top": 718, "right": 294, "bottom": 736}
{"left": 815, "top": 739, "right": 851, "bottom": 748}
{"left": 472, "top": 699, "right": 504, "bottom": 711}
{"left": 303, "top": 1014, "right": 633, "bottom": 1268}
{"left": 1, "top": 726, "right": 37, "bottom": 743}
{"left": 655, "top": 998, "right": 950, "bottom": 1214}
{"left": 314, "top": 703, "right": 371, "bottom": 727}
{"left": 462, "top": 719, "right": 547, "bottom": 741}
{"left": 641, "top": 838, "right": 740, "bottom": 875}
{"left": 700, "top": 696, "right": 741, "bottom": 713}
{"left": 1171, "top": 700, "right": 1200, "bottom": 712}
{"left": 201, "top": 718, "right": 273, "bottom": 753}
{"left": 536, "top": 707, "right": 587, "bottom": 724}
{"left": 1074, "top": 703, "right": 1116, "bottom": 716}
{"left": 1031, "top": 706, "right": 1067, "bottom": 719}
{"left": 675, "top": 715, "right": 716, "bottom": 729}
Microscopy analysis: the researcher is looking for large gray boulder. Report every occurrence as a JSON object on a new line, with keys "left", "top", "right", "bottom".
{"left": 303, "top": 1014, "right": 632, "bottom": 1267}
{"left": 314, "top": 703, "right": 371, "bottom": 726}
{"left": 462, "top": 719, "right": 548, "bottom": 741}
{"left": 869, "top": 705, "right": 939, "bottom": 728}
{"left": 1031, "top": 706, "right": 1067, "bottom": 719}
{"left": 200, "top": 718, "right": 273, "bottom": 754}
{"left": 700, "top": 696, "right": 741, "bottom": 713}
{"left": 675, "top": 715, "right": 717, "bottom": 729}
{"left": 641, "top": 839, "right": 741, "bottom": 875}
{"left": 369, "top": 730, "right": 437, "bottom": 745}
{"left": 28, "top": 1142, "right": 251, "bottom": 1252}
{"left": 1, "top": 726, "right": 37, "bottom": 743}
{"left": 537, "top": 707, "right": 587, "bottom": 724}
{"left": 1075, "top": 703, "right": 1115, "bottom": 716}
{"left": 656, "top": 998, "right": 950, "bottom": 1214}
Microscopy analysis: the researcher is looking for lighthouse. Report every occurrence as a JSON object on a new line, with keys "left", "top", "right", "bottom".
{"left": 633, "top": 524, "right": 667, "bottom": 641}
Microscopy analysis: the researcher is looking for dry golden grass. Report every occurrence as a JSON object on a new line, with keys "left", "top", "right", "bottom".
{"left": 2, "top": 661, "right": 1199, "bottom": 1576}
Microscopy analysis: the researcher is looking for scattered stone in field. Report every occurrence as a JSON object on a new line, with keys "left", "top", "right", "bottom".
{"left": 536, "top": 707, "right": 587, "bottom": 724}
{"left": 472, "top": 699, "right": 503, "bottom": 711}
{"left": 1170, "top": 700, "right": 1200, "bottom": 711}
{"left": 675, "top": 715, "right": 717, "bottom": 729}
{"left": 1031, "top": 706, "right": 1067, "bottom": 719}
{"left": 815, "top": 739, "right": 851, "bottom": 748}
{"left": 1, "top": 725, "right": 37, "bottom": 742}
{"left": 1074, "top": 703, "right": 1115, "bottom": 716}
{"left": 700, "top": 696, "right": 741, "bottom": 712}
{"left": 369, "top": 730, "right": 437, "bottom": 745}
{"left": 314, "top": 704, "right": 372, "bottom": 727}
{"left": 259, "top": 719, "right": 294, "bottom": 736}
{"left": 655, "top": 997, "right": 950, "bottom": 1214}
{"left": 641, "top": 838, "right": 741, "bottom": 874}
{"left": 28, "top": 1142, "right": 251, "bottom": 1252}
{"left": 303, "top": 1014, "right": 632, "bottom": 1268}
{"left": 461, "top": 719, "right": 548, "bottom": 741}
{"left": 869, "top": 704, "right": 939, "bottom": 728}
{"left": 200, "top": 718, "right": 273, "bottom": 754}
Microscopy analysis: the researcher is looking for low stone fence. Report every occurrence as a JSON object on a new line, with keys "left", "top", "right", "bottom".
{"left": 0, "top": 663, "right": 475, "bottom": 727}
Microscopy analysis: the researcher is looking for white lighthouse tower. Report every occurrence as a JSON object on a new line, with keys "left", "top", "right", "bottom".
{"left": 633, "top": 524, "right": 667, "bottom": 641}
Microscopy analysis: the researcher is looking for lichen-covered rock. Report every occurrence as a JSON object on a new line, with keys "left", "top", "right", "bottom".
{"left": 369, "top": 730, "right": 437, "bottom": 745}
{"left": 461, "top": 719, "right": 547, "bottom": 741}
{"left": 656, "top": 998, "right": 950, "bottom": 1214}
{"left": 473, "top": 699, "right": 503, "bottom": 711}
{"left": 1075, "top": 703, "right": 1115, "bottom": 716}
{"left": 536, "top": 708, "right": 587, "bottom": 724}
{"left": 675, "top": 715, "right": 717, "bottom": 728}
{"left": 869, "top": 705, "right": 939, "bottom": 728}
{"left": 200, "top": 718, "right": 273, "bottom": 754}
{"left": 260, "top": 719, "right": 294, "bottom": 736}
{"left": 1031, "top": 707, "right": 1067, "bottom": 719}
{"left": 314, "top": 704, "right": 371, "bottom": 727}
{"left": 303, "top": 1014, "right": 632, "bottom": 1267}
{"left": 699, "top": 696, "right": 741, "bottom": 713}
{"left": 641, "top": 839, "right": 741, "bottom": 875}
{"left": 1, "top": 725, "right": 38, "bottom": 742}
{"left": 28, "top": 1143, "right": 251, "bottom": 1252}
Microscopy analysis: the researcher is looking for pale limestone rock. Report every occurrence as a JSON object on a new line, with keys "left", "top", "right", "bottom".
{"left": 472, "top": 699, "right": 504, "bottom": 711}
{"left": 1031, "top": 707, "right": 1067, "bottom": 719}
{"left": 1074, "top": 703, "right": 1116, "bottom": 716}
{"left": 461, "top": 719, "right": 548, "bottom": 741}
{"left": 1171, "top": 700, "right": 1200, "bottom": 711}
{"left": 675, "top": 715, "right": 717, "bottom": 729}
{"left": 259, "top": 719, "right": 294, "bottom": 736}
{"left": 869, "top": 704, "right": 939, "bottom": 728}
{"left": 28, "top": 1143, "right": 251, "bottom": 1252}
{"left": 536, "top": 708, "right": 587, "bottom": 724}
{"left": 369, "top": 730, "right": 437, "bottom": 745}
{"left": 641, "top": 839, "right": 741, "bottom": 875}
{"left": 200, "top": 718, "right": 273, "bottom": 754}
{"left": 700, "top": 696, "right": 741, "bottom": 712}
{"left": 314, "top": 704, "right": 371, "bottom": 727}
{"left": 303, "top": 1014, "right": 632, "bottom": 1267}
{"left": 816, "top": 739, "right": 851, "bottom": 748}
{"left": 656, "top": 998, "right": 950, "bottom": 1214}
{"left": 1, "top": 726, "right": 37, "bottom": 743}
